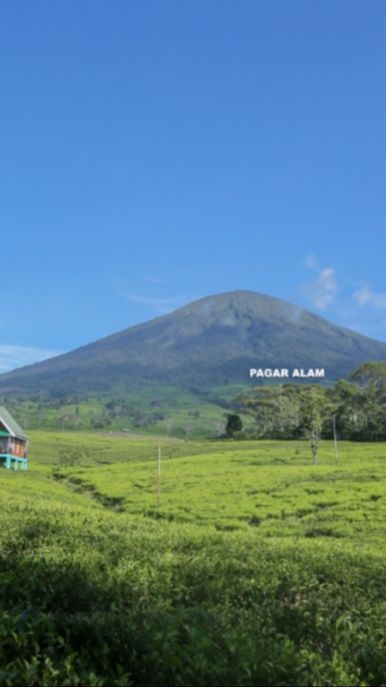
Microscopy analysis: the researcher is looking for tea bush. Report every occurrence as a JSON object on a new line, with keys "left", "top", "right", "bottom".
{"left": 1, "top": 435, "right": 386, "bottom": 685}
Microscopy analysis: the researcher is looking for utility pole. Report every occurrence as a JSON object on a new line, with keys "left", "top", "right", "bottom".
{"left": 332, "top": 415, "right": 339, "bottom": 464}
{"left": 157, "top": 443, "right": 161, "bottom": 507}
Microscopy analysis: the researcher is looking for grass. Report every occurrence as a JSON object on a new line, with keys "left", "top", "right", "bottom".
{"left": 1, "top": 431, "right": 386, "bottom": 685}
{"left": 32, "top": 432, "right": 386, "bottom": 546}
{"left": 3, "top": 385, "right": 253, "bottom": 438}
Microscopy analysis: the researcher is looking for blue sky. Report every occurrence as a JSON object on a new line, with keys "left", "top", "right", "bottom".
{"left": 1, "top": 1, "right": 386, "bottom": 372}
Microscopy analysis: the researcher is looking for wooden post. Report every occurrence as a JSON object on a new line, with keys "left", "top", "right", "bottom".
{"left": 157, "top": 444, "right": 161, "bottom": 507}
{"left": 333, "top": 415, "right": 339, "bottom": 464}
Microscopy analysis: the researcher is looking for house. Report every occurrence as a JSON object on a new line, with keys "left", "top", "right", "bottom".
{"left": 0, "top": 406, "right": 29, "bottom": 470}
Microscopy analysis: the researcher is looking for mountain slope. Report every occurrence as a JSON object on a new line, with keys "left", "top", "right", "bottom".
{"left": 1, "top": 290, "right": 386, "bottom": 395}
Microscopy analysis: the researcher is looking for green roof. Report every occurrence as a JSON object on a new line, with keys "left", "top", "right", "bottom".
{"left": 0, "top": 406, "right": 28, "bottom": 441}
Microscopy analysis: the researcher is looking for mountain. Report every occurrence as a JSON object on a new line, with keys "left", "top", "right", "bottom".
{"left": 1, "top": 290, "right": 386, "bottom": 396}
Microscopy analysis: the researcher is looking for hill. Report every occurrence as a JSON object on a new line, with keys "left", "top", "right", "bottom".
{"left": 1, "top": 290, "right": 386, "bottom": 398}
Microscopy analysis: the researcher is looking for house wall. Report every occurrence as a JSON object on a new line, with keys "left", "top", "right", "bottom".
{"left": 0, "top": 419, "right": 28, "bottom": 458}
{"left": 10, "top": 439, "right": 27, "bottom": 457}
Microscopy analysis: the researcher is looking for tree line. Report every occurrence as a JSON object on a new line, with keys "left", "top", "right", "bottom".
{"left": 236, "top": 362, "right": 386, "bottom": 444}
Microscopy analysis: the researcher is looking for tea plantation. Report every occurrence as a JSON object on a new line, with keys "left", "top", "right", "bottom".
{"left": 1, "top": 431, "right": 386, "bottom": 686}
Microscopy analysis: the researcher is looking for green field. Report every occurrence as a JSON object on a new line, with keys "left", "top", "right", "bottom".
{"left": 2, "top": 384, "right": 252, "bottom": 439}
{"left": 1, "top": 432, "right": 386, "bottom": 685}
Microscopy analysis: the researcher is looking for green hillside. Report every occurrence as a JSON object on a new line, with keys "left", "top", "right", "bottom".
{"left": 1, "top": 291, "right": 386, "bottom": 400}
{"left": 1, "top": 431, "right": 386, "bottom": 685}
{"left": 0, "top": 384, "right": 251, "bottom": 437}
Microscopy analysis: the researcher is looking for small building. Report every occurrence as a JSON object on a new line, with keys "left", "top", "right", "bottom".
{"left": 0, "top": 406, "right": 29, "bottom": 470}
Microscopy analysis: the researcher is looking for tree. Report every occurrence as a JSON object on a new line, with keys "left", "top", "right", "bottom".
{"left": 350, "top": 361, "right": 386, "bottom": 388}
{"left": 233, "top": 359, "right": 386, "bottom": 443}
{"left": 237, "top": 385, "right": 306, "bottom": 439}
{"left": 225, "top": 413, "right": 243, "bottom": 438}
{"left": 297, "top": 386, "right": 334, "bottom": 464}
{"left": 333, "top": 367, "right": 386, "bottom": 441}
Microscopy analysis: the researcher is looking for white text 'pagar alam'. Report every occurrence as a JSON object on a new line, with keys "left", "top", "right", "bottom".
{"left": 249, "top": 368, "right": 325, "bottom": 379}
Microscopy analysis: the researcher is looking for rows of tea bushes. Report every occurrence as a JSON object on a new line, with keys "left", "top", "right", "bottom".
{"left": 1, "top": 469, "right": 386, "bottom": 686}
{"left": 52, "top": 438, "right": 386, "bottom": 542}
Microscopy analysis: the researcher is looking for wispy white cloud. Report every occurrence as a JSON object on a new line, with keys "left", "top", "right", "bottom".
{"left": 302, "top": 257, "right": 338, "bottom": 311}
{"left": 121, "top": 292, "right": 191, "bottom": 314}
{"left": 0, "top": 345, "right": 62, "bottom": 374}
{"left": 353, "top": 285, "right": 386, "bottom": 309}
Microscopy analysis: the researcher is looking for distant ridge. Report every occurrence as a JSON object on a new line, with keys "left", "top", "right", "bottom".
{"left": 0, "top": 290, "right": 386, "bottom": 395}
